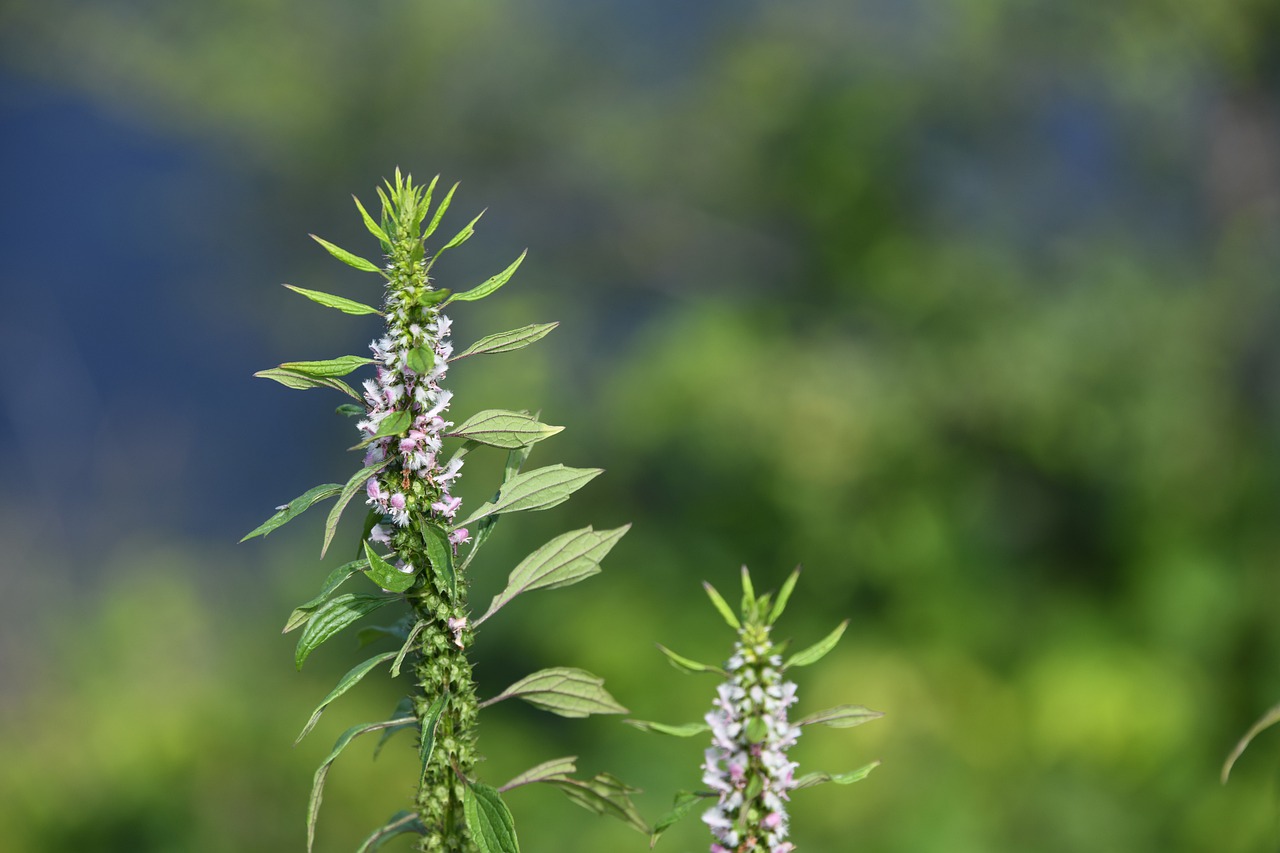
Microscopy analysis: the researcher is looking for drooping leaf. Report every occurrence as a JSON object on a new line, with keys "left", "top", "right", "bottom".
{"left": 768, "top": 565, "right": 802, "bottom": 625}
{"left": 283, "top": 284, "right": 380, "bottom": 316}
{"left": 322, "top": 462, "right": 388, "bottom": 558}
{"left": 242, "top": 483, "right": 342, "bottom": 542}
{"left": 785, "top": 619, "right": 849, "bottom": 668}
{"left": 362, "top": 541, "right": 417, "bottom": 593}
{"left": 296, "top": 651, "right": 398, "bottom": 744}
{"left": 792, "top": 761, "right": 881, "bottom": 790}
{"left": 649, "top": 791, "right": 712, "bottom": 847}
{"left": 279, "top": 355, "right": 372, "bottom": 377}
{"left": 701, "top": 582, "right": 741, "bottom": 630}
{"left": 310, "top": 234, "right": 384, "bottom": 274}
{"left": 422, "top": 522, "right": 457, "bottom": 600}
{"left": 355, "top": 811, "right": 423, "bottom": 853}
{"left": 482, "top": 667, "right": 627, "bottom": 718}
{"left": 1223, "top": 701, "right": 1280, "bottom": 783}
{"left": 463, "top": 780, "right": 520, "bottom": 853}
{"left": 476, "top": 525, "right": 629, "bottom": 625}
{"left": 655, "top": 643, "right": 726, "bottom": 676}
{"left": 455, "top": 465, "right": 602, "bottom": 528}
{"left": 623, "top": 719, "right": 711, "bottom": 738}
{"left": 447, "top": 409, "right": 564, "bottom": 450}
{"left": 295, "top": 594, "right": 396, "bottom": 670}
{"left": 352, "top": 195, "right": 390, "bottom": 247}
{"left": 546, "top": 773, "right": 649, "bottom": 835}
{"left": 254, "top": 367, "right": 361, "bottom": 400}
{"left": 283, "top": 559, "right": 368, "bottom": 633}
{"left": 373, "top": 697, "right": 416, "bottom": 759}
{"left": 796, "top": 704, "right": 884, "bottom": 729}
{"left": 372, "top": 409, "right": 413, "bottom": 439}
{"left": 449, "top": 250, "right": 526, "bottom": 303}
{"left": 499, "top": 756, "right": 578, "bottom": 792}
{"left": 390, "top": 621, "right": 425, "bottom": 678}
{"left": 307, "top": 717, "right": 413, "bottom": 853}
{"left": 451, "top": 323, "right": 558, "bottom": 360}
{"left": 418, "top": 692, "right": 449, "bottom": 788}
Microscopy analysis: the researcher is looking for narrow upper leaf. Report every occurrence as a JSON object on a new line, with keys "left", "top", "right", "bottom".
{"left": 295, "top": 594, "right": 396, "bottom": 670}
{"left": 656, "top": 644, "right": 726, "bottom": 676}
{"left": 355, "top": 812, "right": 423, "bottom": 853}
{"left": 463, "top": 781, "right": 520, "bottom": 853}
{"left": 792, "top": 761, "right": 881, "bottom": 790}
{"left": 322, "top": 462, "right": 388, "bottom": 558}
{"left": 436, "top": 210, "right": 484, "bottom": 256}
{"left": 418, "top": 692, "right": 449, "bottom": 788}
{"left": 279, "top": 355, "right": 372, "bottom": 378}
{"left": 307, "top": 718, "right": 413, "bottom": 853}
{"left": 446, "top": 409, "right": 564, "bottom": 450}
{"left": 702, "top": 582, "right": 741, "bottom": 630}
{"left": 768, "top": 565, "right": 802, "bottom": 625}
{"left": 283, "top": 284, "right": 380, "bottom": 316}
{"left": 242, "top": 483, "right": 342, "bottom": 542}
{"left": 623, "top": 719, "right": 711, "bottom": 738}
{"left": 296, "top": 651, "right": 398, "bottom": 744}
{"left": 254, "top": 367, "right": 361, "bottom": 400}
{"left": 499, "top": 756, "right": 578, "bottom": 792}
{"left": 363, "top": 541, "right": 418, "bottom": 593}
{"left": 796, "top": 704, "right": 884, "bottom": 728}
{"left": 449, "top": 250, "right": 526, "bottom": 303}
{"left": 455, "top": 465, "right": 602, "bottom": 528}
{"left": 423, "top": 180, "right": 455, "bottom": 240}
{"left": 283, "top": 559, "right": 368, "bottom": 633}
{"left": 352, "top": 195, "right": 390, "bottom": 247}
{"left": 452, "top": 323, "right": 558, "bottom": 360}
{"left": 483, "top": 667, "right": 627, "bottom": 718}
{"left": 785, "top": 619, "right": 849, "bottom": 668}
{"left": 310, "top": 234, "right": 384, "bottom": 273}
{"left": 476, "top": 525, "right": 629, "bottom": 625}
{"left": 1223, "top": 701, "right": 1280, "bottom": 783}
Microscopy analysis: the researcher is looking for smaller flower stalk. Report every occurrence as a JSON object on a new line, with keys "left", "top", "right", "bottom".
{"left": 629, "top": 566, "right": 883, "bottom": 851}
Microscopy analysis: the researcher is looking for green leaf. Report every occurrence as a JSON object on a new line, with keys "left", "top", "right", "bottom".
{"left": 373, "top": 698, "right": 416, "bottom": 759}
{"left": 390, "top": 621, "right": 425, "bottom": 678}
{"left": 352, "top": 195, "right": 390, "bottom": 247}
{"left": 310, "top": 234, "right": 384, "bottom": 274}
{"left": 701, "top": 581, "right": 741, "bottom": 630}
{"left": 546, "top": 773, "right": 649, "bottom": 835}
{"left": 283, "top": 284, "right": 380, "bottom": 316}
{"left": 793, "top": 761, "right": 881, "bottom": 790}
{"left": 362, "top": 541, "right": 417, "bottom": 593}
{"left": 655, "top": 644, "right": 726, "bottom": 676}
{"left": 437, "top": 209, "right": 484, "bottom": 255}
{"left": 622, "top": 719, "right": 710, "bottom": 738}
{"left": 455, "top": 444, "right": 533, "bottom": 577}
{"left": 422, "top": 523, "right": 457, "bottom": 601}
{"left": 649, "top": 791, "right": 711, "bottom": 847}
{"left": 475, "top": 525, "right": 629, "bottom": 625}
{"left": 451, "top": 323, "right": 558, "bottom": 360}
{"left": 418, "top": 288, "right": 451, "bottom": 308}
{"left": 418, "top": 692, "right": 449, "bottom": 788}
{"left": 482, "top": 667, "right": 627, "bottom": 718}
{"left": 242, "top": 483, "right": 342, "bottom": 542}
{"left": 768, "top": 565, "right": 802, "bottom": 625}
{"left": 455, "top": 465, "right": 602, "bottom": 528}
{"left": 322, "top": 462, "right": 388, "bottom": 558}
{"left": 448, "top": 250, "right": 526, "bottom": 303}
{"left": 254, "top": 367, "right": 361, "bottom": 400}
{"left": 740, "top": 565, "right": 756, "bottom": 620}
{"left": 295, "top": 594, "right": 396, "bottom": 670}
{"left": 283, "top": 560, "right": 368, "bottom": 633}
{"left": 796, "top": 704, "right": 884, "bottom": 728}
{"left": 336, "top": 403, "right": 365, "bottom": 417}
{"left": 355, "top": 812, "right": 423, "bottom": 853}
{"left": 280, "top": 355, "right": 373, "bottom": 378}
{"left": 307, "top": 718, "right": 413, "bottom": 853}
{"left": 405, "top": 345, "right": 435, "bottom": 375}
{"left": 423, "top": 181, "right": 456, "bottom": 240}
{"left": 745, "top": 716, "right": 768, "bottom": 744}
{"left": 463, "top": 780, "right": 520, "bottom": 853}
{"left": 499, "top": 756, "right": 578, "bottom": 792}
{"left": 447, "top": 409, "right": 564, "bottom": 450}
{"left": 1223, "top": 702, "right": 1280, "bottom": 783}
{"left": 372, "top": 409, "right": 413, "bottom": 439}
{"left": 296, "top": 651, "right": 398, "bottom": 744}
{"left": 785, "top": 619, "right": 849, "bottom": 668}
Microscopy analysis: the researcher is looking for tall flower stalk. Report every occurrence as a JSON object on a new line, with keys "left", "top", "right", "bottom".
{"left": 244, "top": 171, "right": 646, "bottom": 852}
{"left": 629, "top": 567, "right": 882, "bottom": 851}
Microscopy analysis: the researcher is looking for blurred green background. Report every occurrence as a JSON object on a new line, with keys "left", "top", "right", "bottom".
{"left": 2, "top": 1, "right": 1279, "bottom": 851}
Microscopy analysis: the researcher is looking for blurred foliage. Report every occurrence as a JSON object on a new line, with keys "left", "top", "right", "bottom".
{"left": 3, "top": 0, "right": 1280, "bottom": 851}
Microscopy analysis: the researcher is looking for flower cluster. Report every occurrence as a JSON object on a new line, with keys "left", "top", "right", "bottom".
{"left": 702, "top": 621, "right": 801, "bottom": 853}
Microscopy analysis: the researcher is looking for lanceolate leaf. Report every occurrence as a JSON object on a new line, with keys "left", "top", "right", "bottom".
{"left": 546, "top": 773, "right": 649, "bottom": 835}
{"left": 650, "top": 791, "right": 712, "bottom": 847}
{"left": 796, "top": 704, "right": 884, "bottom": 729}
{"left": 768, "top": 565, "right": 802, "bottom": 625}
{"left": 391, "top": 621, "right": 425, "bottom": 677}
{"left": 451, "top": 323, "right": 558, "bottom": 360}
{"left": 296, "top": 651, "right": 398, "bottom": 744}
{"left": 447, "top": 409, "right": 564, "bottom": 449}
{"left": 785, "top": 619, "right": 850, "bottom": 668}
{"left": 283, "top": 284, "right": 381, "bottom": 316}
{"left": 254, "top": 367, "right": 361, "bottom": 400}
{"left": 449, "top": 250, "right": 526, "bottom": 303}
{"left": 423, "top": 180, "right": 455, "bottom": 241}
{"left": 352, "top": 195, "right": 390, "bottom": 247}
{"left": 422, "top": 523, "right": 456, "bottom": 600}
{"left": 310, "top": 233, "right": 384, "bottom": 274}
{"left": 656, "top": 644, "right": 726, "bottom": 676}
{"left": 283, "top": 559, "right": 368, "bottom": 633}
{"left": 482, "top": 668, "right": 627, "bottom": 718}
{"left": 476, "top": 525, "right": 629, "bottom": 625}
{"left": 1223, "top": 701, "right": 1280, "bottom": 783}
{"left": 355, "top": 812, "right": 423, "bottom": 853}
{"left": 279, "top": 355, "right": 373, "bottom": 377}
{"left": 322, "top": 462, "right": 388, "bottom": 558}
{"left": 623, "top": 719, "right": 711, "bottom": 737}
{"left": 463, "top": 781, "right": 520, "bottom": 853}
{"left": 418, "top": 692, "right": 449, "bottom": 788}
{"left": 296, "top": 594, "right": 396, "bottom": 670}
{"left": 455, "top": 465, "right": 602, "bottom": 528}
{"left": 436, "top": 210, "right": 485, "bottom": 257}
{"left": 307, "top": 718, "right": 414, "bottom": 853}
{"left": 499, "top": 756, "right": 578, "bottom": 792}
{"left": 701, "top": 582, "right": 741, "bottom": 630}
{"left": 362, "top": 541, "right": 417, "bottom": 593}
{"left": 242, "top": 483, "right": 342, "bottom": 542}
{"left": 793, "top": 761, "right": 881, "bottom": 790}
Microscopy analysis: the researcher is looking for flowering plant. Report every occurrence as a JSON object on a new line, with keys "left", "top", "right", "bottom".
{"left": 244, "top": 170, "right": 642, "bottom": 852}
{"left": 628, "top": 567, "right": 881, "bottom": 852}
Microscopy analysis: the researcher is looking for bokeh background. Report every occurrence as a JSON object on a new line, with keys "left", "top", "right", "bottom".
{"left": 2, "top": 2, "right": 1279, "bottom": 851}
